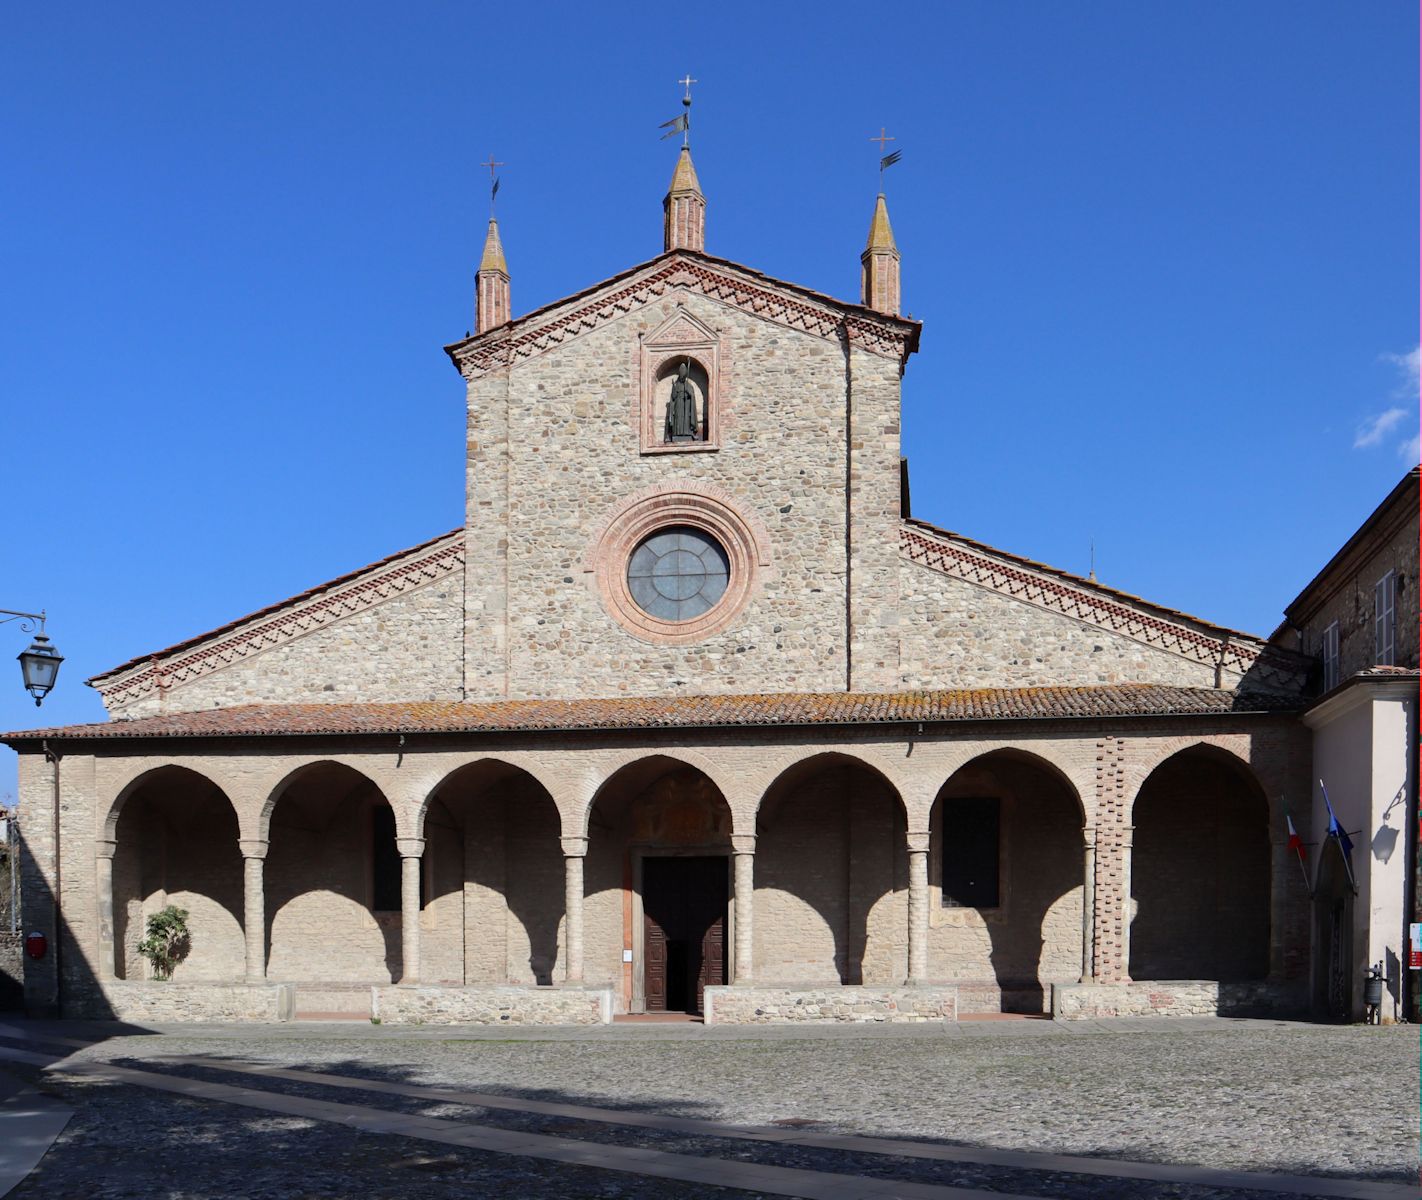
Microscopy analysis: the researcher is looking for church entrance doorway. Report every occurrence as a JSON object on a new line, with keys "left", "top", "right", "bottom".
{"left": 642, "top": 856, "right": 727, "bottom": 1014}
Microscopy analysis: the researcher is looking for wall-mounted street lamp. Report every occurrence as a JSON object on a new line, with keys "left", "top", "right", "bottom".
{"left": 1, "top": 610, "right": 63, "bottom": 706}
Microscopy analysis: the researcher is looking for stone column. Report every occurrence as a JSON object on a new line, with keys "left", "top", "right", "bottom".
{"left": 239, "top": 839, "right": 268, "bottom": 983}
{"left": 95, "top": 839, "right": 118, "bottom": 981}
{"left": 396, "top": 838, "right": 425, "bottom": 986}
{"left": 562, "top": 836, "right": 588, "bottom": 984}
{"left": 1080, "top": 826, "right": 1096, "bottom": 983}
{"left": 906, "top": 830, "right": 931, "bottom": 984}
{"left": 731, "top": 834, "right": 756, "bottom": 984}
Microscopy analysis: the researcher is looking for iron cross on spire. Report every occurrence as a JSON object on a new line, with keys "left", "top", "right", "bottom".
{"left": 481, "top": 154, "right": 505, "bottom": 214}
{"left": 677, "top": 74, "right": 697, "bottom": 147}
{"left": 871, "top": 126, "right": 902, "bottom": 184}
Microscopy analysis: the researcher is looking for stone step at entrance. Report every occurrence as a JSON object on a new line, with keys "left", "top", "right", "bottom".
{"left": 289, "top": 983, "right": 375, "bottom": 1021}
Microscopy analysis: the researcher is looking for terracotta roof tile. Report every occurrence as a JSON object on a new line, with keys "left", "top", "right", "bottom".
{"left": 1, "top": 684, "right": 1296, "bottom": 745}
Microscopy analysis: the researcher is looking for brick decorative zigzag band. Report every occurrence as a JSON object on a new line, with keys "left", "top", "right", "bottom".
{"left": 899, "top": 524, "right": 1308, "bottom": 690}
{"left": 452, "top": 258, "right": 911, "bottom": 378}
{"left": 94, "top": 536, "right": 465, "bottom": 710}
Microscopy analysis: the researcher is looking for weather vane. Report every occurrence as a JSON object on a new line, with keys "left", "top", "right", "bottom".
{"left": 481, "top": 154, "right": 505, "bottom": 215}
{"left": 660, "top": 75, "right": 697, "bottom": 147}
{"left": 871, "top": 126, "right": 901, "bottom": 186}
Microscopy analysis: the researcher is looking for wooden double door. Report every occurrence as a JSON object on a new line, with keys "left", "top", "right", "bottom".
{"left": 643, "top": 856, "right": 727, "bottom": 1015}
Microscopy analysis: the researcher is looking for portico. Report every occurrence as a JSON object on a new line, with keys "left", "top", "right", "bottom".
{"left": 10, "top": 687, "right": 1312, "bottom": 1024}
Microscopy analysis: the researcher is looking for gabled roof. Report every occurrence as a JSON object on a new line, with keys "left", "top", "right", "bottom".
{"left": 3, "top": 683, "right": 1297, "bottom": 746}
{"left": 1284, "top": 466, "right": 1420, "bottom": 624}
{"left": 444, "top": 248, "right": 921, "bottom": 376}
{"left": 904, "top": 516, "right": 1263, "bottom": 644}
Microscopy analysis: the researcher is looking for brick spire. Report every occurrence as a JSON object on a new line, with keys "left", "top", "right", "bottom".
{"left": 475, "top": 217, "right": 510, "bottom": 334}
{"left": 860, "top": 193, "right": 900, "bottom": 316}
{"left": 663, "top": 147, "right": 706, "bottom": 253}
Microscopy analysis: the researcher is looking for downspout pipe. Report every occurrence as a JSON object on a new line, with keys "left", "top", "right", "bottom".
{"left": 41, "top": 739, "right": 61, "bottom": 1018}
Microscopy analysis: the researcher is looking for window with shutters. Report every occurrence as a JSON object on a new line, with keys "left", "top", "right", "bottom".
{"left": 940, "top": 796, "right": 1001, "bottom": 908}
{"left": 1321, "top": 620, "right": 1340, "bottom": 691}
{"left": 1375, "top": 571, "right": 1395, "bottom": 666}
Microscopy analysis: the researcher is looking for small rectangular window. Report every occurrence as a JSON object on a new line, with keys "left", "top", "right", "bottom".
{"left": 371, "top": 803, "right": 401, "bottom": 912}
{"left": 1375, "top": 571, "right": 1396, "bottom": 667}
{"left": 1321, "top": 621, "right": 1340, "bottom": 691}
{"left": 942, "top": 796, "right": 1000, "bottom": 908}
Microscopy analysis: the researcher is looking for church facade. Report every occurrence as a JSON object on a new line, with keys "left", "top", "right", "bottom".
{"left": 10, "top": 145, "right": 1352, "bottom": 1026}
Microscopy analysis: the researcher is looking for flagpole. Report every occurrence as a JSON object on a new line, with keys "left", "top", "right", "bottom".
{"left": 1319, "top": 779, "right": 1357, "bottom": 895}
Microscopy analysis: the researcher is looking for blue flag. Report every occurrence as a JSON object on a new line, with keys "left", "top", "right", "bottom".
{"left": 1319, "top": 780, "right": 1356, "bottom": 891}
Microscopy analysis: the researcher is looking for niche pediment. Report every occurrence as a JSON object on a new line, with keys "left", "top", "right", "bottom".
{"left": 637, "top": 305, "right": 727, "bottom": 455}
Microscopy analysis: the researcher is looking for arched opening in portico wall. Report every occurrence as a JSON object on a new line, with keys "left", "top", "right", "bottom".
{"left": 111, "top": 766, "right": 243, "bottom": 981}
{"left": 754, "top": 754, "right": 907, "bottom": 987}
{"left": 420, "top": 761, "right": 563, "bottom": 986}
{"left": 1129, "top": 746, "right": 1270, "bottom": 982}
{"left": 264, "top": 763, "right": 400, "bottom": 984}
{"left": 930, "top": 750, "right": 1083, "bottom": 1013}
{"left": 586, "top": 757, "right": 732, "bottom": 1016}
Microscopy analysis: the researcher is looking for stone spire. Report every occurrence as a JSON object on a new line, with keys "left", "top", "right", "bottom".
{"left": 475, "top": 217, "right": 510, "bottom": 334}
{"left": 860, "top": 193, "right": 900, "bottom": 316}
{"left": 664, "top": 146, "right": 706, "bottom": 253}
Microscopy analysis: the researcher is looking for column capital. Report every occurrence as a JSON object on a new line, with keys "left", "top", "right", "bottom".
{"left": 561, "top": 836, "right": 590, "bottom": 858}
{"left": 396, "top": 837, "right": 426, "bottom": 859}
{"left": 94, "top": 838, "right": 118, "bottom": 860}
{"left": 239, "top": 839, "right": 269, "bottom": 861}
{"left": 731, "top": 834, "right": 757, "bottom": 856}
{"left": 906, "top": 830, "right": 931, "bottom": 855}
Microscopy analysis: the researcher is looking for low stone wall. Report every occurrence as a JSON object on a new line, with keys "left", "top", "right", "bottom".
{"left": 703, "top": 985, "right": 958, "bottom": 1024}
{"left": 1051, "top": 979, "right": 1301, "bottom": 1020}
{"left": 0, "top": 933, "right": 21, "bottom": 1012}
{"left": 371, "top": 985, "right": 614, "bottom": 1025}
{"left": 99, "top": 981, "right": 295, "bottom": 1023}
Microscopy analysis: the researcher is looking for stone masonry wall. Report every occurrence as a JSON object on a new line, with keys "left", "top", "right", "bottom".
{"left": 1052, "top": 979, "right": 1300, "bottom": 1019}
{"left": 898, "top": 563, "right": 1223, "bottom": 690}
{"left": 470, "top": 290, "right": 890, "bottom": 699}
{"left": 105, "top": 572, "right": 464, "bottom": 719}
{"left": 1293, "top": 497, "right": 1419, "bottom": 678}
{"left": 372, "top": 984, "right": 612, "bottom": 1025}
{"left": 704, "top": 984, "right": 957, "bottom": 1024}
{"left": 928, "top": 755, "right": 1084, "bottom": 1008}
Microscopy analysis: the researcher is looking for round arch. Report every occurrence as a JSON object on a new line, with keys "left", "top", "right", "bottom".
{"left": 579, "top": 752, "right": 736, "bottom": 840}
{"left": 753, "top": 751, "right": 907, "bottom": 988}
{"left": 109, "top": 765, "right": 243, "bottom": 981}
{"left": 258, "top": 759, "right": 388, "bottom": 842}
{"left": 753, "top": 751, "right": 909, "bottom": 827}
{"left": 928, "top": 748, "right": 1086, "bottom": 1011}
{"left": 104, "top": 763, "right": 237, "bottom": 843}
{"left": 1129, "top": 743, "right": 1271, "bottom": 982}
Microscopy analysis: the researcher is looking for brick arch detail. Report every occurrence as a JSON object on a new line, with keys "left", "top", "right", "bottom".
{"left": 583, "top": 480, "right": 773, "bottom": 646}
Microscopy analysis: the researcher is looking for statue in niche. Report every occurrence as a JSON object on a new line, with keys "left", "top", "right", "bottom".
{"left": 664, "top": 361, "right": 701, "bottom": 442}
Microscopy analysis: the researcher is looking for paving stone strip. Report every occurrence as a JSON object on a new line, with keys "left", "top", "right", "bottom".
{"left": 0, "top": 1045, "right": 1042, "bottom": 1200}
{"left": 133, "top": 1052, "right": 1416, "bottom": 1200}
{"left": 0, "top": 1038, "right": 1412, "bottom": 1200}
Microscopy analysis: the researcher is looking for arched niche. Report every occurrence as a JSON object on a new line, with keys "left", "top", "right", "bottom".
{"left": 930, "top": 749, "right": 1084, "bottom": 1012}
{"left": 754, "top": 753, "right": 907, "bottom": 987}
{"left": 1129, "top": 745, "right": 1270, "bottom": 982}
{"left": 111, "top": 766, "right": 242, "bottom": 982}
{"left": 422, "top": 759, "right": 564, "bottom": 987}
{"left": 263, "top": 761, "right": 399, "bottom": 984}
{"left": 587, "top": 756, "right": 733, "bottom": 1014}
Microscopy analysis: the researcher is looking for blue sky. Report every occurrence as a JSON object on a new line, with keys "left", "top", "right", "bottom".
{"left": 1, "top": 3, "right": 1416, "bottom": 796}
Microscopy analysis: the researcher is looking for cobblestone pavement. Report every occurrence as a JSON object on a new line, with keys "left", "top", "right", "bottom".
{"left": 0, "top": 1017, "right": 1414, "bottom": 1198}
